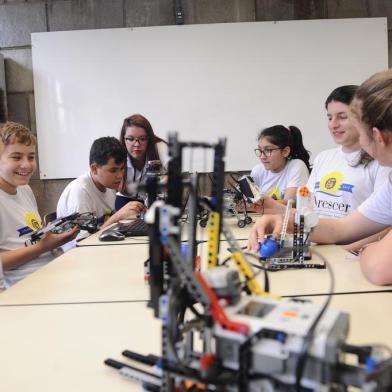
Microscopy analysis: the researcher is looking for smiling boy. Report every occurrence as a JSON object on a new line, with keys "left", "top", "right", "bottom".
{"left": 0, "top": 122, "right": 78, "bottom": 287}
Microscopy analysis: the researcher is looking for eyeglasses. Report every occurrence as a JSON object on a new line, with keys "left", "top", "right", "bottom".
{"left": 254, "top": 147, "right": 281, "bottom": 157}
{"left": 124, "top": 136, "right": 149, "bottom": 145}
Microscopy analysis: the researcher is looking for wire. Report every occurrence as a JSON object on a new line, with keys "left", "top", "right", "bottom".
{"left": 294, "top": 248, "right": 335, "bottom": 391}
{"left": 229, "top": 173, "right": 241, "bottom": 184}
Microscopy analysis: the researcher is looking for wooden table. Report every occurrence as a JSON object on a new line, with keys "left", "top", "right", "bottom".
{"left": 0, "top": 293, "right": 390, "bottom": 391}
{"left": 1, "top": 240, "right": 390, "bottom": 307}
{"left": 0, "top": 302, "right": 159, "bottom": 392}
{"left": 0, "top": 245, "right": 149, "bottom": 305}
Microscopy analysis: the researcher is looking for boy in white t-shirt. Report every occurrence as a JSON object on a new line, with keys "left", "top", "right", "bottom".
{"left": 0, "top": 122, "right": 78, "bottom": 287}
{"left": 57, "top": 137, "right": 145, "bottom": 249}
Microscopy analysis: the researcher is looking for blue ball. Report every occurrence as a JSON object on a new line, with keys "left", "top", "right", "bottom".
{"left": 259, "top": 238, "right": 279, "bottom": 258}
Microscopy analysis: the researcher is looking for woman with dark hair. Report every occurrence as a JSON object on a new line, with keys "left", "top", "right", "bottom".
{"left": 251, "top": 124, "right": 310, "bottom": 204}
{"left": 116, "top": 114, "right": 167, "bottom": 209}
{"left": 306, "top": 85, "right": 389, "bottom": 219}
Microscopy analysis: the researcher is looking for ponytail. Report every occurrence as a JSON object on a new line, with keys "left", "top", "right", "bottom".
{"left": 286, "top": 125, "right": 311, "bottom": 171}
{"left": 258, "top": 125, "right": 311, "bottom": 171}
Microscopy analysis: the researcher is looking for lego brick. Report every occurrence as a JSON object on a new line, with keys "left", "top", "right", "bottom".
{"left": 0, "top": 3, "right": 46, "bottom": 47}
{"left": 2, "top": 48, "right": 33, "bottom": 93}
{"left": 47, "top": 0, "right": 124, "bottom": 31}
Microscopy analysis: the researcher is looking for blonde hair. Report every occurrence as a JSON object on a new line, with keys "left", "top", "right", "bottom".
{"left": 351, "top": 69, "right": 392, "bottom": 136}
{"left": 0, "top": 121, "right": 36, "bottom": 147}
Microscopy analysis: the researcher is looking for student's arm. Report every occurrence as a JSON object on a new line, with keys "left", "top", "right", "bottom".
{"left": 280, "top": 160, "right": 309, "bottom": 205}
{"left": 311, "top": 210, "right": 386, "bottom": 245}
{"left": 101, "top": 201, "right": 145, "bottom": 229}
{"left": 342, "top": 227, "right": 391, "bottom": 252}
{"left": 242, "top": 196, "right": 287, "bottom": 214}
{"left": 360, "top": 229, "right": 392, "bottom": 285}
{"left": 1, "top": 227, "right": 79, "bottom": 271}
{"left": 248, "top": 210, "right": 385, "bottom": 252}
{"left": 281, "top": 187, "right": 297, "bottom": 204}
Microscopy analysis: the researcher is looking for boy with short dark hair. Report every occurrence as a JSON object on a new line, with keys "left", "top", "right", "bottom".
{"left": 57, "top": 136, "right": 144, "bottom": 247}
{"left": 0, "top": 122, "right": 78, "bottom": 287}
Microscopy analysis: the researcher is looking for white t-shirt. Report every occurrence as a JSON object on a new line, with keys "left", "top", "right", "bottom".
{"left": 120, "top": 142, "right": 169, "bottom": 197}
{"left": 0, "top": 185, "right": 61, "bottom": 287}
{"left": 57, "top": 172, "right": 116, "bottom": 250}
{"left": 57, "top": 172, "right": 115, "bottom": 220}
{"left": 250, "top": 159, "right": 309, "bottom": 200}
{"left": 358, "top": 180, "right": 392, "bottom": 225}
{"left": 123, "top": 155, "right": 148, "bottom": 197}
{"left": 307, "top": 147, "right": 390, "bottom": 219}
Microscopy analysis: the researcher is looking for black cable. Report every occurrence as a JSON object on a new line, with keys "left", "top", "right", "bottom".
{"left": 229, "top": 173, "right": 240, "bottom": 184}
{"left": 294, "top": 249, "right": 335, "bottom": 391}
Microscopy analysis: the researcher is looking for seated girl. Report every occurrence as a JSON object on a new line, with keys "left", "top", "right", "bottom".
{"left": 250, "top": 125, "right": 310, "bottom": 208}
{"left": 116, "top": 114, "right": 167, "bottom": 210}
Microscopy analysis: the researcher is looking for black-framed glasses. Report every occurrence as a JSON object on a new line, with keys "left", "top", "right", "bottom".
{"left": 124, "top": 136, "right": 149, "bottom": 145}
{"left": 254, "top": 147, "right": 281, "bottom": 157}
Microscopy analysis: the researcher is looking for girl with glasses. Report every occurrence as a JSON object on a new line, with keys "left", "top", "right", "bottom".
{"left": 250, "top": 125, "right": 310, "bottom": 205}
{"left": 116, "top": 114, "right": 167, "bottom": 210}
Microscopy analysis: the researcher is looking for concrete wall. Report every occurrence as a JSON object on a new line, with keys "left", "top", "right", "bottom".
{"left": 0, "top": 53, "right": 7, "bottom": 123}
{"left": 0, "top": 0, "right": 391, "bottom": 215}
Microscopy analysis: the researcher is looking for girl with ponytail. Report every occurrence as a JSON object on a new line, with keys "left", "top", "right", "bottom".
{"left": 251, "top": 124, "right": 310, "bottom": 204}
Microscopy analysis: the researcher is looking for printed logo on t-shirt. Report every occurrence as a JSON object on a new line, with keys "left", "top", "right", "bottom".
{"left": 17, "top": 211, "right": 42, "bottom": 236}
{"left": 316, "top": 172, "right": 354, "bottom": 196}
{"left": 314, "top": 171, "right": 353, "bottom": 216}
{"left": 268, "top": 187, "right": 282, "bottom": 200}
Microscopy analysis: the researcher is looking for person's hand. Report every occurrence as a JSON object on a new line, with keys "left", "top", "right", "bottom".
{"left": 36, "top": 226, "right": 80, "bottom": 253}
{"left": 117, "top": 201, "right": 145, "bottom": 220}
{"left": 247, "top": 214, "right": 284, "bottom": 252}
{"left": 101, "top": 201, "right": 146, "bottom": 229}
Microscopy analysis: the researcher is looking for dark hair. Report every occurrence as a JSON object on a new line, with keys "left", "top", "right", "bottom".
{"left": 258, "top": 125, "right": 311, "bottom": 171}
{"left": 325, "top": 85, "right": 373, "bottom": 167}
{"left": 325, "top": 85, "right": 358, "bottom": 108}
{"left": 119, "top": 114, "right": 163, "bottom": 162}
{"left": 89, "top": 136, "right": 127, "bottom": 166}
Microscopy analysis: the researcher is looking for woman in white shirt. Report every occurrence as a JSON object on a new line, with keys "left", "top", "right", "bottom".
{"left": 116, "top": 114, "right": 167, "bottom": 209}
{"left": 251, "top": 125, "right": 310, "bottom": 204}
{"left": 307, "top": 85, "right": 389, "bottom": 219}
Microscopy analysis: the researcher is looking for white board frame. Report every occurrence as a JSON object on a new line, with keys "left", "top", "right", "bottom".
{"left": 32, "top": 18, "right": 388, "bottom": 179}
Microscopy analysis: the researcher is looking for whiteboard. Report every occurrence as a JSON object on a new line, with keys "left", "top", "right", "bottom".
{"left": 31, "top": 18, "right": 388, "bottom": 179}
